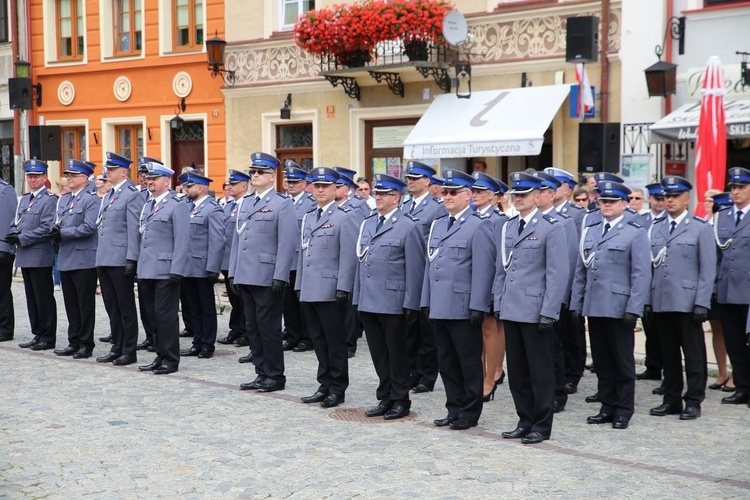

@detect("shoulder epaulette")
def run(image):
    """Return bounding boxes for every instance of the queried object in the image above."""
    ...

[628,221,643,229]
[585,217,601,227]
[48,191,58,198]
[338,205,351,213]
[276,192,290,199]
[434,198,444,204]
[568,203,584,211]
[586,207,600,214]
[556,211,571,220]
[474,211,491,220]
[403,213,419,222]
[507,214,519,221]
[352,194,363,201]
[693,215,707,223]
[208,198,220,206]
[306,206,317,214]
[128,185,138,192]
[718,205,732,212]
[653,215,667,224]
[543,214,558,224]
[243,193,254,199]
[0,179,8,186]
[434,214,448,220]
[364,211,378,219]
[625,207,637,214]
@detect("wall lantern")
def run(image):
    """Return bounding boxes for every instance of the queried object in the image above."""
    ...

[644,16,685,98]
[206,32,236,86]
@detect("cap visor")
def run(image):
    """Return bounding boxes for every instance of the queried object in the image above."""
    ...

[509,187,534,194]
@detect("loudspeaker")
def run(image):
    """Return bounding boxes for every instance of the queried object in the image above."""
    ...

[29,125,62,161]
[578,122,620,174]
[9,78,33,110]
[566,16,599,63]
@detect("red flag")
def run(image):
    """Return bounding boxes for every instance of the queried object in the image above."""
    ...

[575,63,594,116]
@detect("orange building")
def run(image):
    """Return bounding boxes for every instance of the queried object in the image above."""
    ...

[27,0,227,191]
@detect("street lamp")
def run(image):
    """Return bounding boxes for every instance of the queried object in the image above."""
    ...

[206,32,236,86]
[644,16,685,98]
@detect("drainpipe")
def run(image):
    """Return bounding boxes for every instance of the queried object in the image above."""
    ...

[10,0,19,159]
[600,0,609,122]
[665,0,674,115]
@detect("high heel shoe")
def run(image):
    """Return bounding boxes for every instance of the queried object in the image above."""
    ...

[709,376,730,390]
[495,371,506,388]
[483,385,497,402]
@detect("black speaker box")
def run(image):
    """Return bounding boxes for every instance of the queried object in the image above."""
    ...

[566,16,599,63]
[9,78,33,110]
[29,125,62,161]
[578,122,620,174]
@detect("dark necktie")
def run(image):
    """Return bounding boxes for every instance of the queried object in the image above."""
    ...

[189,201,196,211]
[448,216,456,230]
[518,219,526,235]
[376,215,385,232]
[669,221,677,235]
[410,201,416,214]
[149,199,156,214]
[29,193,34,203]
[228,200,236,211]
[737,211,743,226]
[602,222,611,237]
[316,208,322,222]
[254,195,261,206]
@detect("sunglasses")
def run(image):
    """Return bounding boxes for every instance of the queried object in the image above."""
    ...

[249,169,272,176]
[574,197,588,202]
[442,188,467,197]
[628,196,642,201]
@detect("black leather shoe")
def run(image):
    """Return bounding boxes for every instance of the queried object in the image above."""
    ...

[54,346,78,356]
[179,329,192,338]
[72,348,93,359]
[282,340,298,351]
[384,402,411,420]
[563,382,578,395]
[347,350,356,359]
[240,376,266,390]
[99,335,113,343]
[521,431,549,444]
[112,355,137,366]
[649,403,682,416]
[433,416,456,427]
[96,352,119,363]
[136,339,153,351]
[146,345,156,352]
[612,416,630,429]
[365,400,393,417]
[138,360,161,371]
[585,363,595,373]
[449,418,477,430]
[721,392,749,404]
[30,342,55,351]
[217,332,241,345]
[412,383,433,394]
[320,393,344,407]
[502,427,530,439]
[257,378,286,393]
[553,400,565,413]
[238,353,254,364]
[292,341,314,352]
[301,391,329,404]
[679,405,701,420]
[0,334,13,342]
[585,393,601,403]
[587,412,615,424]
[652,385,666,395]
[154,364,178,375]
[180,347,200,357]
[234,337,250,347]
[19,337,40,348]
[636,370,661,380]
[198,350,214,359]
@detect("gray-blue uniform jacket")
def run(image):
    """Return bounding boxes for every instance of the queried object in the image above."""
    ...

[494,210,569,322]
[229,190,297,286]
[96,180,145,267]
[544,208,578,306]
[649,213,715,312]
[183,197,225,277]
[556,200,585,239]
[715,206,750,305]
[570,217,650,318]
[56,189,99,271]
[403,195,448,240]
[0,181,18,256]
[291,193,317,272]
[353,211,425,314]
[421,210,495,319]
[341,193,372,222]
[12,188,57,268]
[641,210,665,230]
[295,204,358,301]
[135,193,190,279]
[220,198,241,272]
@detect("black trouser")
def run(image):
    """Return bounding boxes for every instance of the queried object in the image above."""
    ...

[561,305,586,384]
[98,266,139,358]
[241,285,285,381]
[344,303,363,353]
[184,277,218,352]
[552,313,567,407]
[362,312,410,403]
[0,260,14,338]
[719,303,750,394]
[642,309,663,376]
[282,270,309,345]
[653,312,707,407]
[180,281,193,334]
[504,320,555,436]
[588,316,635,419]
[21,267,56,345]
[222,270,246,339]
[303,301,349,396]
[137,281,156,343]
[407,310,439,389]
[138,279,180,368]
[433,319,483,424]
[60,268,97,351]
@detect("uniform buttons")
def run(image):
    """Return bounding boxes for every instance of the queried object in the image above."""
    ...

[366,274,370,278]
[436,265,440,269]
[435,278,439,281]
[509,279,514,282]
[595,257,599,260]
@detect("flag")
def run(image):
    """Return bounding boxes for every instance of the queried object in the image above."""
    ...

[575,63,594,115]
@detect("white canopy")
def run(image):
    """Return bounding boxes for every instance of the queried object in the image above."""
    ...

[650,98,750,143]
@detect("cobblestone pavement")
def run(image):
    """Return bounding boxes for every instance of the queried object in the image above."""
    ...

[1,281,749,498]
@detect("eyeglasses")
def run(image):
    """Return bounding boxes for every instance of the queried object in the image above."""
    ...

[574,197,588,202]
[249,169,272,176]
[442,188,467,197]
[374,192,398,197]
[628,196,642,201]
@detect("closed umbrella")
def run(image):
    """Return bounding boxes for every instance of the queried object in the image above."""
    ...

[694,56,726,218]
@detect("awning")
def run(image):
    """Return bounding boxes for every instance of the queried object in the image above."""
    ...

[650,98,750,143]
[402,85,571,159]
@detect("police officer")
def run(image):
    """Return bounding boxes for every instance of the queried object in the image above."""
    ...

[429,175,444,200]
[647,176,715,420]
[571,181,650,430]
[422,169,495,431]
[50,160,99,359]
[494,172,569,444]
[405,161,447,393]
[94,152,145,365]
[354,173,425,419]
[231,152,297,393]
[282,161,316,353]
[217,170,249,354]
[0,177,18,342]
[6,160,58,351]
[715,167,750,406]
[178,170,225,359]
[134,161,190,375]
[296,167,358,408]
[545,167,585,234]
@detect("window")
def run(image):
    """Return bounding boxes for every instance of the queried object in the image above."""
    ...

[281,0,314,29]
[365,118,418,181]
[115,125,143,180]
[114,0,142,55]
[57,0,84,59]
[0,0,8,43]
[173,0,203,50]
[706,0,746,5]
[275,123,313,189]
[61,127,87,175]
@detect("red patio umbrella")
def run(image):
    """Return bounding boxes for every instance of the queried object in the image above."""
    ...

[693,56,727,218]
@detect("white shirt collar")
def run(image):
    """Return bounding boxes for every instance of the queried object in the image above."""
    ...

[412,192,429,207]
[113,179,129,192]
[193,194,209,209]
[734,204,750,216]
[541,206,555,216]
[477,204,493,215]
[379,207,399,221]
[318,200,336,213]
[667,210,689,227]
[256,187,273,200]
[554,200,568,212]
[154,191,170,204]
[450,205,472,222]
[602,214,624,232]
[521,208,539,225]
[293,192,305,203]
[31,187,46,197]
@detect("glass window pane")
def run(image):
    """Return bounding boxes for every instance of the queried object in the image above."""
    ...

[64,131,74,149]
[134,0,141,10]
[120,129,131,148]
[176,6,188,25]
[61,38,72,56]
[76,0,83,13]
[304,0,315,12]
[118,34,129,51]
[177,27,188,46]
[78,37,84,55]
[60,19,71,37]
[134,11,141,29]
[195,27,203,45]
[60,0,71,17]
[77,16,83,33]
[195,4,202,24]
[79,131,86,151]
[284,4,299,25]
[177,0,188,5]
[135,31,142,50]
